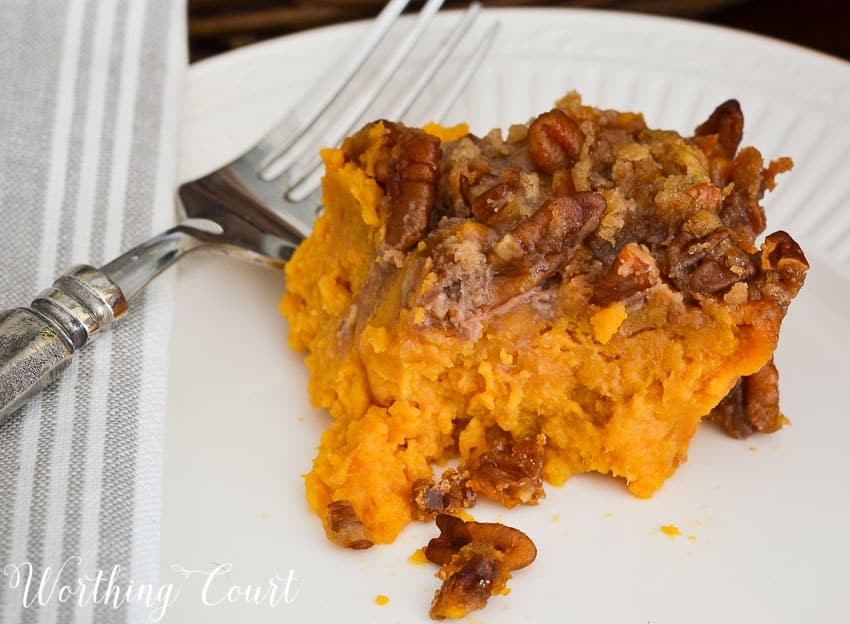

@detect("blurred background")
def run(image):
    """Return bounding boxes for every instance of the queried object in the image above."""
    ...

[188,0,850,63]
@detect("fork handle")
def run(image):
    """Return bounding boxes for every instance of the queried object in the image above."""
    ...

[0,223,215,425]
[0,265,127,424]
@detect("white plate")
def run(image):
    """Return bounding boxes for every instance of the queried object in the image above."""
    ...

[163,9,850,624]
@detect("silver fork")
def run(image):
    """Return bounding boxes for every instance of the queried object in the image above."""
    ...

[0,0,498,423]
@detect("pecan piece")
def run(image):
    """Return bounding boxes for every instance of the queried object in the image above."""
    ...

[325,500,373,549]
[444,158,489,218]
[707,358,786,438]
[551,167,576,195]
[762,230,809,271]
[471,182,515,223]
[667,227,757,298]
[694,99,744,159]
[689,259,749,295]
[527,109,585,175]
[426,514,537,571]
[429,544,507,620]
[412,469,477,521]
[384,126,442,250]
[426,515,536,619]
[754,230,809,307]
[592,242,659,306]
[467,435,546,508]
[490,192,605,304]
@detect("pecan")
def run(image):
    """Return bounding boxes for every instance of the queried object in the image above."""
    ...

[325,500,373,549]
[758,230,809,305]
[592,242,659,306]
[667,227,757,298]
[489,192,605,304]
[551,167,576,195]
[527,109,585,175]
[425,514,537,571]
[446,159,489,218]
[412,469,477,521]
[707,359,786,438]
[467,435,546,508]
[694,99,744,159]
[761,230,809,277]
[343,121,442,246]
[429,544,506,620]
[384,126,442,251]
[471,182,515,223]
[689,259,749,295]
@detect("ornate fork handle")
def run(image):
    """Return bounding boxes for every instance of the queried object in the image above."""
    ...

[0,173,309,424]
[0,266,127,420]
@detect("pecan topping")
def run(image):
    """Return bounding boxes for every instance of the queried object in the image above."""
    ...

[720,146,768,239]
[758,230,809,305]
[325,500,373,549]
[490,192,605,304]
[689,258,748,295]
[471,182,515,223]
[667,227,756,298]
[761,230,809,277]
[528,109,585,175]
[425,514,537,571]
[592,242,659,306]
[685,182,723,213]
[412,469,477,521]
[444,158,490,218]
[551,167,576,195]
[694,99,744,159]
[707,358,786,438]
[467,435,546,508]
[384,127,442,250]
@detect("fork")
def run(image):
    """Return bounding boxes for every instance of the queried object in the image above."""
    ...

[0,0,498,423]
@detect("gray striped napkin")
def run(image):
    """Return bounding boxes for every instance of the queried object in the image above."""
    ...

[0,1,184,623]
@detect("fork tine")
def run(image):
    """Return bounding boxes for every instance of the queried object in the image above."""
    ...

[389,2,483,122]
[425,20,500,124]
[267,0,447,184]
[245,0,412,169]
[284,10,498,202]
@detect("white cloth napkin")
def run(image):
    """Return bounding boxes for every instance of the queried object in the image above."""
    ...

[0,1,185,622]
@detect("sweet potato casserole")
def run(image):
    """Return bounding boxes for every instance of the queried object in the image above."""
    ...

[280,92,808,550]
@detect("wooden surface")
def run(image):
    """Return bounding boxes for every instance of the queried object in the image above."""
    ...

[188,0,850,63]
